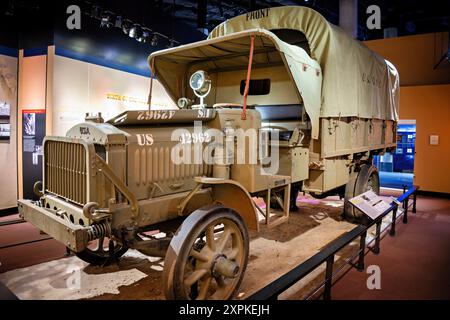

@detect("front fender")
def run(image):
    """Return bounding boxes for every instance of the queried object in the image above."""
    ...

[194,177,259,231]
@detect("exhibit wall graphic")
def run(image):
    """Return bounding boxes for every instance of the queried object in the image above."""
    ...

[16,53,48,200]
[52,54,176,136]
[22,109,45,200]
[0,51,18,210]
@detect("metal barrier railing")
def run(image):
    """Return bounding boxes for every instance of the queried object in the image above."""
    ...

[247,186,419,300]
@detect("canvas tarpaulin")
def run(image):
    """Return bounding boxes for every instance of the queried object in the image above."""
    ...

[148,29,323,138]
[209,6,400,120]
[148,6,399,139]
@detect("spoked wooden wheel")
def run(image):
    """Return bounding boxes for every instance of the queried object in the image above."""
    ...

[76,236,128,266]
[163,205,249,300]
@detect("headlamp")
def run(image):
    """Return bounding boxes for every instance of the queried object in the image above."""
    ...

[188,70,211,109]
[189,70,211,95]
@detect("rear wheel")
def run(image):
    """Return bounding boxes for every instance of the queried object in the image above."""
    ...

[344,164,380,224]
[163,205,249,300]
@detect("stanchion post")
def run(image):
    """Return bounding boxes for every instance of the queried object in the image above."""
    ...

[390,206,397,236]
[373,221,381,254]
[402,186,406,209]
[403,198,409,224]
[323,254,334,300]
[357,231,366,272]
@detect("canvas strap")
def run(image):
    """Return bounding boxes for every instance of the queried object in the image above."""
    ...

[241,35,255,120]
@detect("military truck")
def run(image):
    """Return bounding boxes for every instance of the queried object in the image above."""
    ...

[18,6,399,300]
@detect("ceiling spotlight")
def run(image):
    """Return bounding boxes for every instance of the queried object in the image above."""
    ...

[115,15,122,28]
[129,23,142,39]
[137,28,151,43]
[150,34,158,46]
[100,11,113,28]
[122,19,133,35]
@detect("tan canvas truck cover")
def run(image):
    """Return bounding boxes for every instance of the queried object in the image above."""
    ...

[149,6,399,139]
[148,28,322,136]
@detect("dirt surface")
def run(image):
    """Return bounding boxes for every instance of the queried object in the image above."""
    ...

[1,194,362,300]
[85,253,166,300]
[238,195,355,299]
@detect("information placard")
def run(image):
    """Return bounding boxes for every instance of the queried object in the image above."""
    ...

[348,190,392,220]
[22,109,45,200]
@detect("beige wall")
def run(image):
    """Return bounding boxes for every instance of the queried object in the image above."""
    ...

[52,55,175,136]
[0,53,18,209]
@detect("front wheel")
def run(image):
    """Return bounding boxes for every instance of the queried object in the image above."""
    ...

[163,205,249,300]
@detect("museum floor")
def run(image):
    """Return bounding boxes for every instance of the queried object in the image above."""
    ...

[332,193,450,300]
[0,191,449,300]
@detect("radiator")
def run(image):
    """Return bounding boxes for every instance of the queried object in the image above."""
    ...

[44,140,87,206]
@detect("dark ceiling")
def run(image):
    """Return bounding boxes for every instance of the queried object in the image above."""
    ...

[0,0,449,45]
[85,0,449,41]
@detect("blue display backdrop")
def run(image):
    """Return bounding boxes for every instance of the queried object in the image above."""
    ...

[375,123,416,189]
[393,124,416,173]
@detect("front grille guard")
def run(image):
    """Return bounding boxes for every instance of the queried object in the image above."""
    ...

[43,136,96,206]
[43,136,139,223]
